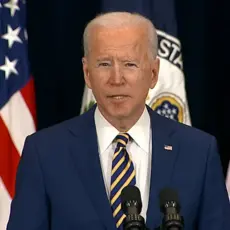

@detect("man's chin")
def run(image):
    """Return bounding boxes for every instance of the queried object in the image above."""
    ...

[98,103,133,120]
[108,109,131,120]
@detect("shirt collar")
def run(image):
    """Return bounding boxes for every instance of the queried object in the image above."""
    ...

[94,106,151,154]
[94,107,119,154]
[127,107,150,153]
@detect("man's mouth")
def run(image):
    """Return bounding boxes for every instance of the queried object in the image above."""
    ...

[108,95,129,100]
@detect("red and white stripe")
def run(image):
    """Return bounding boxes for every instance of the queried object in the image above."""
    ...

[0,78,36,230]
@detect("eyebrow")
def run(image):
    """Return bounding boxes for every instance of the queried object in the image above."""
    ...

[121,59,139,62]
[96,57,139,63]
[96,57,111,62]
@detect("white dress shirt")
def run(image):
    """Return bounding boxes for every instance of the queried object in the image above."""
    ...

[94,106,152,220]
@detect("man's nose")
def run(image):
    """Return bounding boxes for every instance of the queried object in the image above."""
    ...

[109,63,124,85]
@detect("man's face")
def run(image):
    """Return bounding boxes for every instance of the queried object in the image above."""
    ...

[83,25,159,121]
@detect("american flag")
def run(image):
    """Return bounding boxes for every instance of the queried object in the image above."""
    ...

[0,0,36,229]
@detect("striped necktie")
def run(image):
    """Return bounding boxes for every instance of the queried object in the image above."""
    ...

[110,133,136,229]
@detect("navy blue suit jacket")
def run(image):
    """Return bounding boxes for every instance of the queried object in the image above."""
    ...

[7,105,230,230]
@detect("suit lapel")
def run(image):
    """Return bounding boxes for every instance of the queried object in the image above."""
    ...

[68,106,117,230]
[146,107,179,230]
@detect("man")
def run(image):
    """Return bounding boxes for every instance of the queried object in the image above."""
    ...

[7,12,230,230]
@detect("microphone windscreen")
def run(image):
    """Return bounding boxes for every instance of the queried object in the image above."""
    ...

[121,185,142,204]
[159,188,179,208]
[121,185,142,214]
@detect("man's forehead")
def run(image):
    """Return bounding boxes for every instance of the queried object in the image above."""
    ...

[89,43,148,57]
[87,26,150,58]
[90,25,147,42]
[90,35,148,53]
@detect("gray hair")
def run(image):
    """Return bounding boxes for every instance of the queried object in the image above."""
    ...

[83,12,158,58]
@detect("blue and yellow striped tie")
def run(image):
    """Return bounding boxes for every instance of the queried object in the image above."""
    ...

[110,133,136,229]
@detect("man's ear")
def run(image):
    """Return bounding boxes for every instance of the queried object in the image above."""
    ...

[82,57,92,89]
[150,57,160,89]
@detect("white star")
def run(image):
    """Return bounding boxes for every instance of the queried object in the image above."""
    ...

[172,108,177,114]
[4,0,20,17]
[0,57,18,79]
[0,2,2,8]
[1,26,22,48]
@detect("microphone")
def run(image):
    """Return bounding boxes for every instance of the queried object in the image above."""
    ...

[121,185,147,230]
[159,188,184,230]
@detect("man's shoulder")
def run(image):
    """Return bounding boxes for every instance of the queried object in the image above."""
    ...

[27,109,94,144]
[149,109,216,145]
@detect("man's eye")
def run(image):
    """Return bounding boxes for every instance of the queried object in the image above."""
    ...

[99,62,110,67]
[125,63,137,67]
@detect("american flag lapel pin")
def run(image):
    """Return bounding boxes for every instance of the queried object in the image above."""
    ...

[164,144,172,151]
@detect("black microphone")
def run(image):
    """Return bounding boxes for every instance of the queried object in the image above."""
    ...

[121,185,147,230]
[159,188,184,230]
